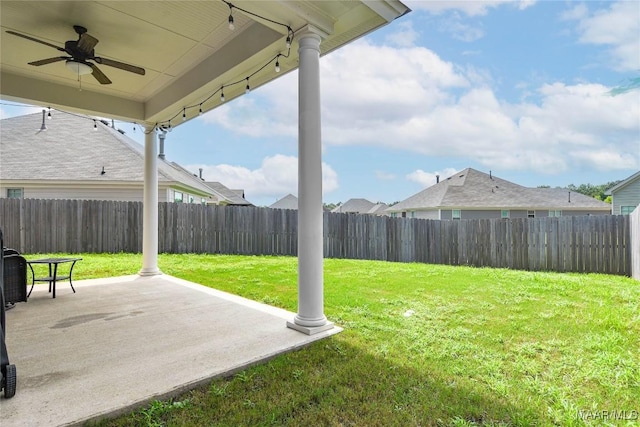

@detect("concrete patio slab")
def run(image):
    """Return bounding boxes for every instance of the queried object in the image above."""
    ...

[1,275,341,426]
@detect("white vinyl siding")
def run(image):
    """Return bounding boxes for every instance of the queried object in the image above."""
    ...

[610,177,640,215]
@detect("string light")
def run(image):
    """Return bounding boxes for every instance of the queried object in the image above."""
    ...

[93,119,97,131]
[227,2,235,31]
[26,1,296,135]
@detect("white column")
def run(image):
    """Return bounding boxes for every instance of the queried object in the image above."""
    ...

[139,125,161,276]
[287,27,333,335]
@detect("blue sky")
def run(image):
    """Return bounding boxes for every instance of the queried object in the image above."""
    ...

[2,1,639,207]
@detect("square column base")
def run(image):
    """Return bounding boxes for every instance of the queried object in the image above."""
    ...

[287,320,335,335]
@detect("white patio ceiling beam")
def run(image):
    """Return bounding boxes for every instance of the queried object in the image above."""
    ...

[144,23,283,124]
[0,71,145,122]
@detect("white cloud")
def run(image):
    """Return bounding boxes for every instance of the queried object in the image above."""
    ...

[385,21,419,47]
[375,170,396,180]
[439,15,485,42]
[404,0,536,16]
[407,167,459,187]
[197,36,639,178]
[187,154,338,202]
[566,1,640,71]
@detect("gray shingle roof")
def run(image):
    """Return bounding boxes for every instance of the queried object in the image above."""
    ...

[388,168,611,211]
[0,112,233,200]
[204,182,252,206]
[367,203,389,215]
[332,198,375,213]
[269,194,298,210]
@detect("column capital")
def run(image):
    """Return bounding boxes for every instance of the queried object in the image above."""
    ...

[295,24,330,42]
[143,123,157,133]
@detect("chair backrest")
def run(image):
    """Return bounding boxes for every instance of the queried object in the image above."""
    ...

[3,248,20,257]
[3,255,28,304]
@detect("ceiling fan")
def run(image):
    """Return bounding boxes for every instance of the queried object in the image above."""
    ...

[6,25,145,85]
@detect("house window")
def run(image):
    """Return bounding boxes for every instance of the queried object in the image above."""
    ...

[201,198,207,205]
[452,209,461,220]
[174,191,183,203]
[549,210,562,217]
[410,211,416,218]
[527,210,535,218]
[621,206,635,215]
[189,195,195,204]
[6,188,23,199]
[501,210,510,218]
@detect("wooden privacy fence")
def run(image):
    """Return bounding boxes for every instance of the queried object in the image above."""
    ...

[0,198,633,276]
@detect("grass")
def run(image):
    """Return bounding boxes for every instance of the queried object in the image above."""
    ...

[31,253,639,426]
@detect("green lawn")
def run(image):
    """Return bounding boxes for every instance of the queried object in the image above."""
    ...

[35,253,638,426]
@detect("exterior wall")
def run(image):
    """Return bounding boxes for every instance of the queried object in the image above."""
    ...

[1,186,145,202]
[612,179,640,215]
[413,208,610,220]
[412,210,440,220]
[1,185,211,204]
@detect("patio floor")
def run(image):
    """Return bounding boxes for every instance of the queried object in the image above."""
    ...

[1,274,341,426]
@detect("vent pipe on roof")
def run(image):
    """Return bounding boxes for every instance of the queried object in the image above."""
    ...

[436,175,440,183]
[568,191,571,203]
[490,170,493,180]
[199,168,203,180]
[158,131,166,160]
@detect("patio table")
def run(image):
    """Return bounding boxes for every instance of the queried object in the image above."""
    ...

[26,258,82,299]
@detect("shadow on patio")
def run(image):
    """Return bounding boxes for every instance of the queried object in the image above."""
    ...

[1,275,340,426]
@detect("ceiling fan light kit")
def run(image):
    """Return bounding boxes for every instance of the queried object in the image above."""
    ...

[65,60,92,75]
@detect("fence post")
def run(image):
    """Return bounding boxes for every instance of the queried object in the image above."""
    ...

[631,208,640,280]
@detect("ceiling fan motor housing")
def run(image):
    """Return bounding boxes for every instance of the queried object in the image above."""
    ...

[64,40,93,60]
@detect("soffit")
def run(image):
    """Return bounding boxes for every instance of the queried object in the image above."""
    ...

[0,1,409,126]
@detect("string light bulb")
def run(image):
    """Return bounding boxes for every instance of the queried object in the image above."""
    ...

[228,4,235,31]
[168,121,172,132]
[220,88,225,102]
[47,107,52,120]
[245,78,250,94]
[198,105,203,116]
[182,108,186,121]
[286,35,291,49]
[93,119,98,131]
[275,58,280,73]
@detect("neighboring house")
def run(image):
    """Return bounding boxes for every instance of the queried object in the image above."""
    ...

[0,112,250,205]
[387,168,612,220]
[367,203,390,216]
[605,171,640,215]
[269,194,298,210]
[332,198,376,214]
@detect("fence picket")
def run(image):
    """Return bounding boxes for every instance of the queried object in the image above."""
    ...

[0,198,633,276]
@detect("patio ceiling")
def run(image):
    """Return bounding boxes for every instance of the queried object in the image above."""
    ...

[0,0,409,127]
